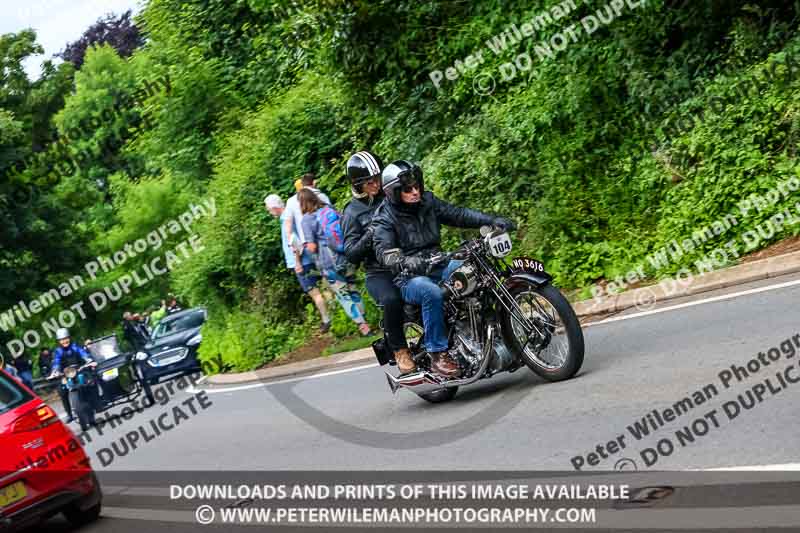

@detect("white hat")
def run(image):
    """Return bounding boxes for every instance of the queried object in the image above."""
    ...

[264,194,284,209]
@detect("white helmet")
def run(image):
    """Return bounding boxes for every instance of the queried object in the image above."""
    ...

[55,328,70,340]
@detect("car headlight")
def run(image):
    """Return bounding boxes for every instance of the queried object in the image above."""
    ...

[187,334,202,346]
[135,351,149,361]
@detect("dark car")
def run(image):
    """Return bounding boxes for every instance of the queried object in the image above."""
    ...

[135,308,206,385]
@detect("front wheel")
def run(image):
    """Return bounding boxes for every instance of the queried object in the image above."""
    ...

[70,390,96,431]
[64,502,101,526]
[501,282,584,381]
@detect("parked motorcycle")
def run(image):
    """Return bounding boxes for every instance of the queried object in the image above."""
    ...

[373,225,584,403]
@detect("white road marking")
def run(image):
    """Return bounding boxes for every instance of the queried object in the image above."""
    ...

[584,277,800,327]
[192,277,800,395]
[706,463,800,471]
[187,363,379,395]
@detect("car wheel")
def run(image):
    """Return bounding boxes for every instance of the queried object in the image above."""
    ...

[63,502,101,526]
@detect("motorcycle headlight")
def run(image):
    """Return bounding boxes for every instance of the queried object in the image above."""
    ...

[64,367,78,379]
[135,351,149,361]
[187,334,202,346]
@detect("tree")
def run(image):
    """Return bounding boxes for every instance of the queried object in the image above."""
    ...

[58,10,144,69]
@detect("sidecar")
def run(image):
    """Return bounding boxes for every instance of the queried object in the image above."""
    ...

[86,334,155,411]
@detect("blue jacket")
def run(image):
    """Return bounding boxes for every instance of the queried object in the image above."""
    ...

[52,343,93,373]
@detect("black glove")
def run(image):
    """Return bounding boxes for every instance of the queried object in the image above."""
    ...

[493,217,517,231]
[355,225,374,250]
[401,255,428,276]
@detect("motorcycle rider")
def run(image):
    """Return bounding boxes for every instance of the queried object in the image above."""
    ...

[342,151,411,367]
[49,328,97,422]
[373,160,515,377]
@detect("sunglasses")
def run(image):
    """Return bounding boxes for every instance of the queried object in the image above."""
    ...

[401,182,421,193]
[354,174,381,186]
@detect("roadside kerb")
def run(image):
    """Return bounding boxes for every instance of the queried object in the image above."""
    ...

[573,250,800,316]
[205,347,375,387]
[207,250,800,386]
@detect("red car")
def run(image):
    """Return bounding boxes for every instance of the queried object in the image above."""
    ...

[0,368,101,531]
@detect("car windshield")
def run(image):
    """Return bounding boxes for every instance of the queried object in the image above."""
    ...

[88,336,122,360]
[152,311,205,339]
[0,372,32,416]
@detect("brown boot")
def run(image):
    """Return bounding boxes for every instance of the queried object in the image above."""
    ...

[430,351,462,378]
[394,349,416,375]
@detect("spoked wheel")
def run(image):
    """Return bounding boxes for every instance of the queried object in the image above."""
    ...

[501,283,584,381]
[404,321,459,403]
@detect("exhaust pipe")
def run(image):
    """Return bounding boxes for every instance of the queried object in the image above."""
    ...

[385,372,444,395]
[384,326,495,395]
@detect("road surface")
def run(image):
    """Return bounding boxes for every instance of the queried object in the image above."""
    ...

[35,273,800,531]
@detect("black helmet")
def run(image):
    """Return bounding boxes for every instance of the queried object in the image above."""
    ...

[381,160,423,204]
[346,151,383,197]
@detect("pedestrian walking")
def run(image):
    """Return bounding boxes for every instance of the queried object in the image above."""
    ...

[299,189,371,336]
[267,189,333,332]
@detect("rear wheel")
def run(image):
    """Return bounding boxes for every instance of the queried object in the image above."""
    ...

[501,282,584,381]
[417,387,458,403]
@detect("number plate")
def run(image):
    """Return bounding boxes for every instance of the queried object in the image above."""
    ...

[487,232,512,257]
[511,257,546,274]
[154,355,182,367]
[0,481,27,508]
[102,368,119,381]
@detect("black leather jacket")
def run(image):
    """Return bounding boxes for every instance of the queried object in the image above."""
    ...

[342,194,389,275]
[373,191,495,266]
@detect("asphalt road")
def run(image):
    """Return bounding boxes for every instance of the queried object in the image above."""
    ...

[35,273,800,531]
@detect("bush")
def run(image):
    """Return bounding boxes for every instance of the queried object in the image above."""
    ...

[197,308,307,373]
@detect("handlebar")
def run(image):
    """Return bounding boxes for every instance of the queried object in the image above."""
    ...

[394,224,510,275]
[47,361,97,380]
[427,251,454,265]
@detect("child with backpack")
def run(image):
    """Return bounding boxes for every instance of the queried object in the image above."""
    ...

[298,189,372,336]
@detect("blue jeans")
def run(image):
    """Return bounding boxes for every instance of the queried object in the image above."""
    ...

[19,370,33,390]
[397,260,462,353]
[326,270,367,325]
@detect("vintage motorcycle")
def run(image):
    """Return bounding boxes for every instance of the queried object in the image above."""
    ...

[373,226,584,403]
[49,335,156,430]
